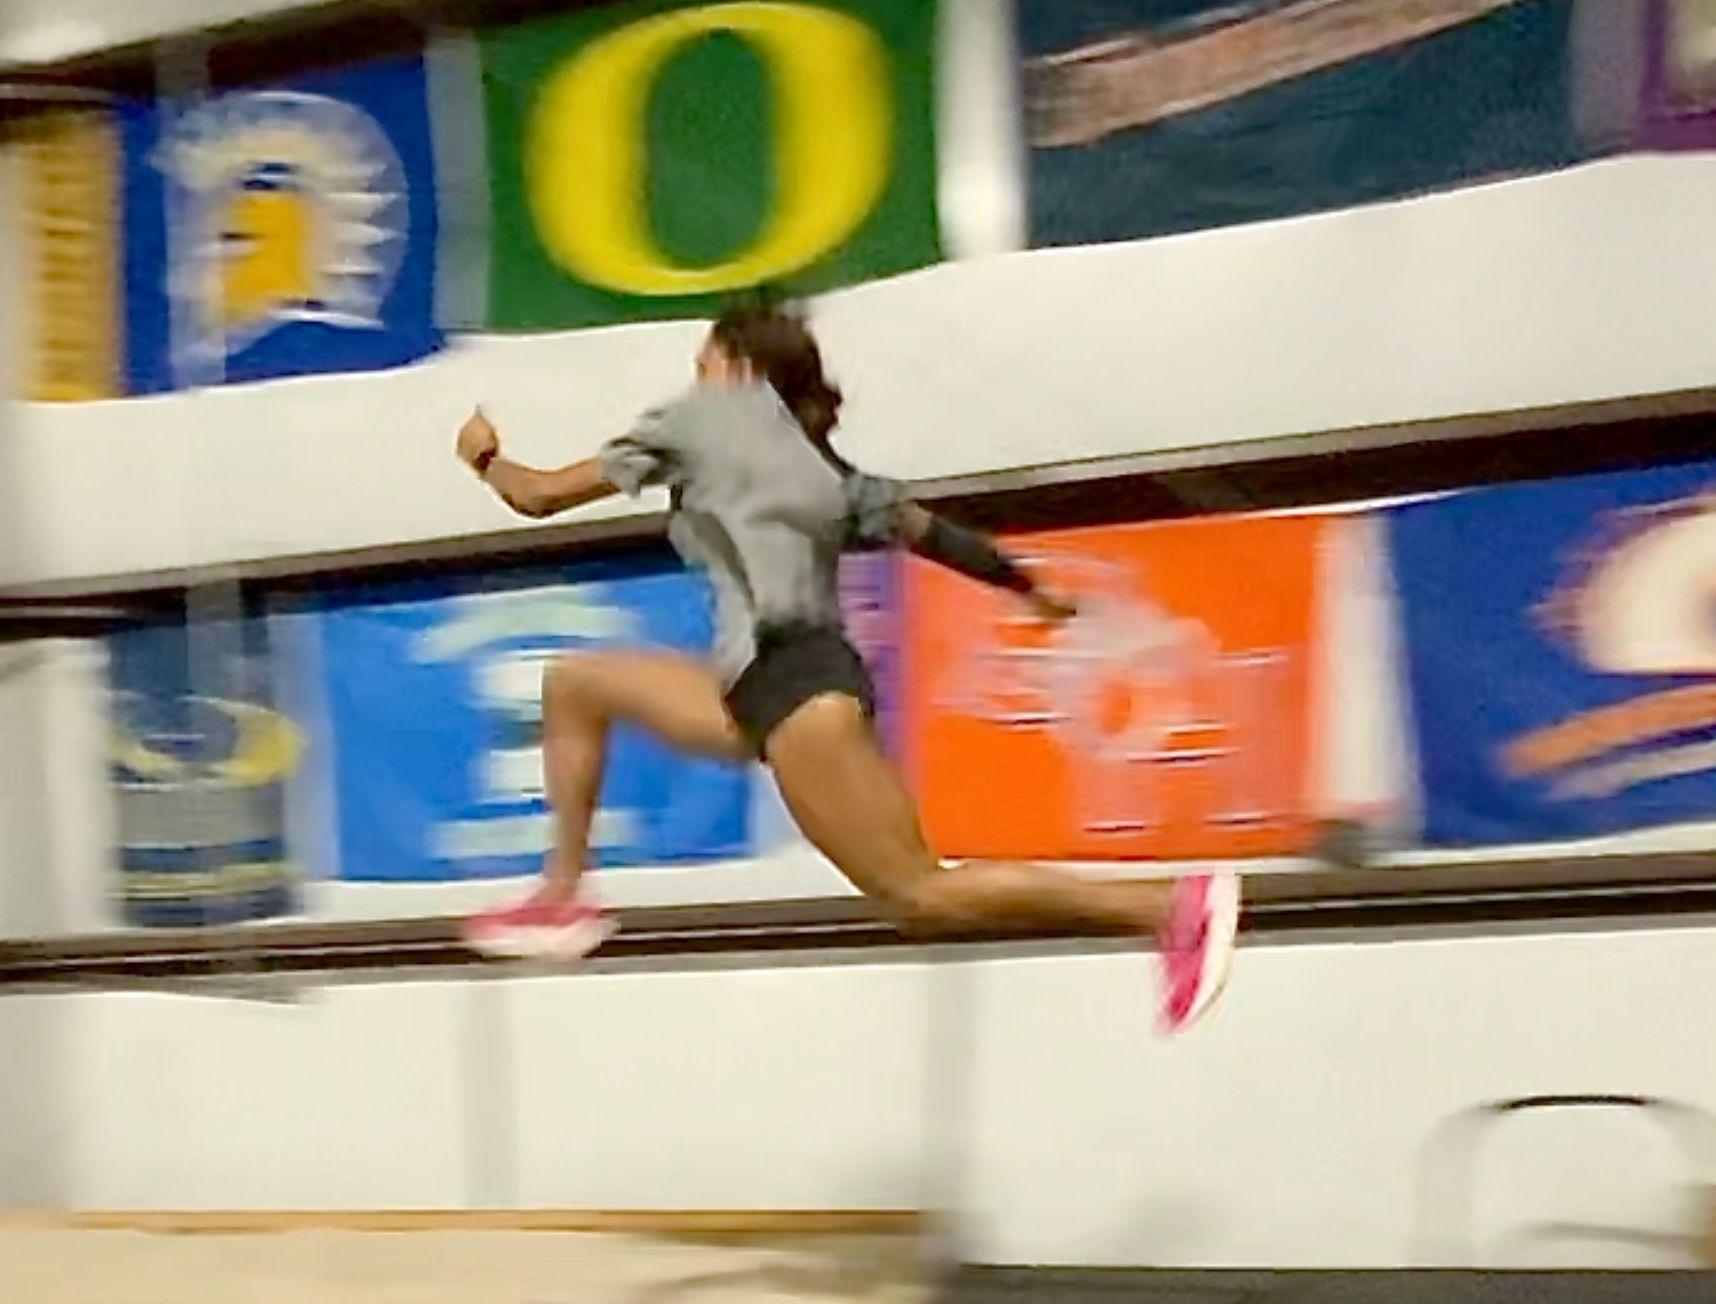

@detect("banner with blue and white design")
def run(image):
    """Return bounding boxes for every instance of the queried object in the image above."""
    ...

[1387,459,1716,846]
[107,614,304,926]
[275,560,751,884]
[122,53,441,392]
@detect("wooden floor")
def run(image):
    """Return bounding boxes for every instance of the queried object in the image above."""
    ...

[29,1208,920,1237]
[0,1227,925,1304]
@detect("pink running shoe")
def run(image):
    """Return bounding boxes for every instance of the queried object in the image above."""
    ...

[463,886,614,961]
[1158,871,1241,1034]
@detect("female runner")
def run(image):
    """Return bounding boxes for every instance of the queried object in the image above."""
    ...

[456,305,1238,1032]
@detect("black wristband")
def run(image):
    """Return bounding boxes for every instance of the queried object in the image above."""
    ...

[920,517,1035,594]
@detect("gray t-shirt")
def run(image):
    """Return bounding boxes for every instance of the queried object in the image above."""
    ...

[600,382,910,687]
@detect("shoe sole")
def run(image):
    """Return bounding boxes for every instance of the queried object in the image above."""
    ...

[465,917,615,963]
[1174,871,1241,1032]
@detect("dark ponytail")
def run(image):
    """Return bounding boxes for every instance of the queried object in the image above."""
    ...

[710,303,843,445]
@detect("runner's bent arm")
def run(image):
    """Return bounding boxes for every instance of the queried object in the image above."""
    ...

[841,471,1072,618]
[456,408,621,520]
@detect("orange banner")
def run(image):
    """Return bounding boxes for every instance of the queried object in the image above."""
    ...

[903,513,1328,860]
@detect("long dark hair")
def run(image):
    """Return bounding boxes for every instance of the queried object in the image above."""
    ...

[710,303,843,446]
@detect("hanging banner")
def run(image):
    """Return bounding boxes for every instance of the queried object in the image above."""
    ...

[478,0,941,330]
[902,514,1327,860]
[122,54,442,393]
[1631,0,1716,149]
[276,561,751,884]
[15,109,122,401]
[840,549,904,755]
[107,615,304,927]
[1389,461,1716,846]
[1018,0,1586,250]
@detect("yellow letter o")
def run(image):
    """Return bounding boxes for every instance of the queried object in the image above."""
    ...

[527,2,892,296]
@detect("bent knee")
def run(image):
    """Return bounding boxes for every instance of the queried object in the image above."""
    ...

[543,652,618,715]
[877,870,970,940]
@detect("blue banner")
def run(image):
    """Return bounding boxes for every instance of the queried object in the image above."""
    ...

[1388,461,1716,845]
[276,560,751,883]
[1019,0,1588,251]
[122,54,441,393]
[107,615,303,926]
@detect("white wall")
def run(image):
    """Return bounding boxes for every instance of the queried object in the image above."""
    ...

[0,995,73,1207]
[958,921,1716,1269]
[0,640,113,940]
[44,959,930,1213]
[0,648,55,938]
[507,964,928,1209]
[64,983,476,1210]
[9,153,1716,592]
[8,921,1714,1272]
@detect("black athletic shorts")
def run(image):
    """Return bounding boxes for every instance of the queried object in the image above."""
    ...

[723,622,876,758]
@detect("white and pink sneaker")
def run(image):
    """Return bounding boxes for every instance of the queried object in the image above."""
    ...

[463,886,614,961]
[1158,871,1241,1034]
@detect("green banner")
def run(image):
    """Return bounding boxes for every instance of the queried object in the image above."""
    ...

[480,0,940,330]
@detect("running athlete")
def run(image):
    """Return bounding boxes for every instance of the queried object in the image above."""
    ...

[456,305,1238,1032]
